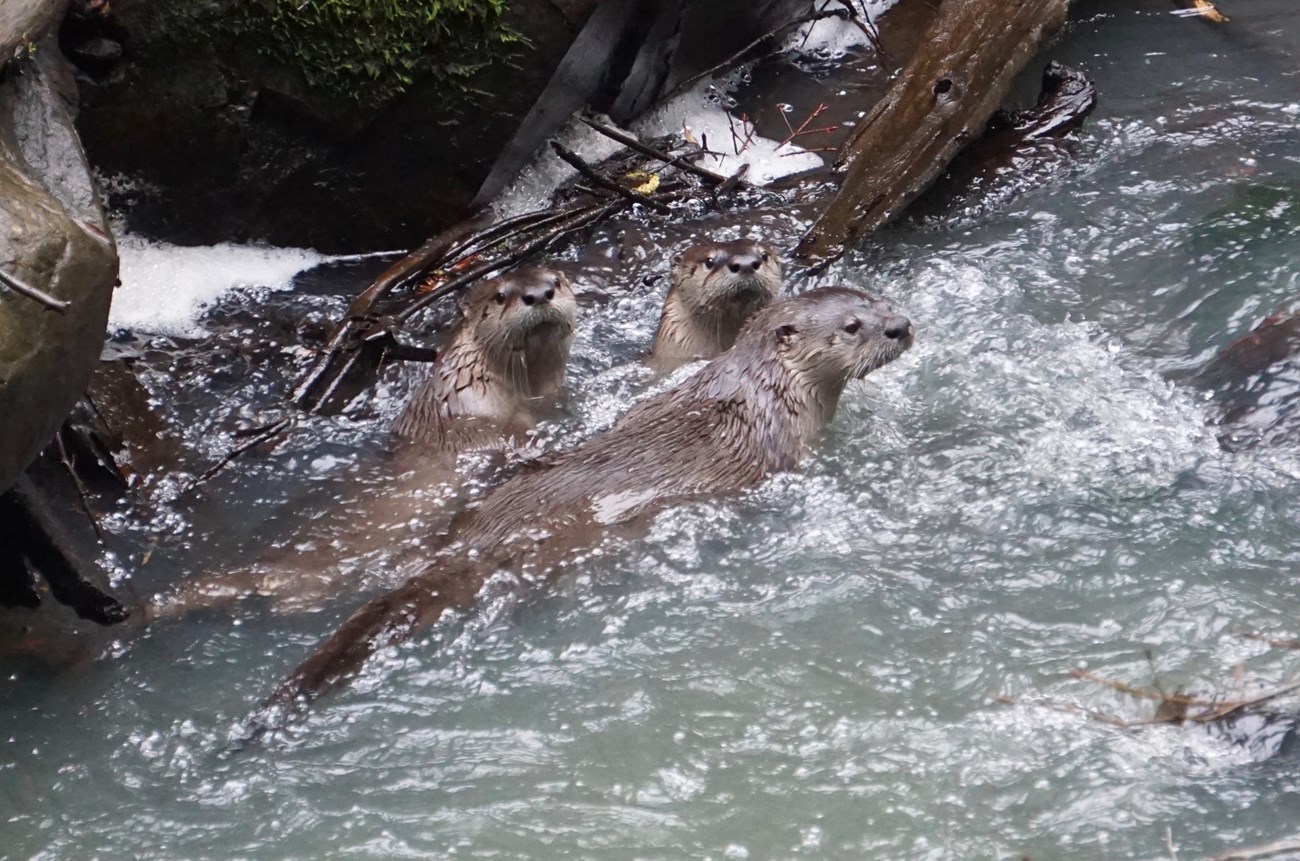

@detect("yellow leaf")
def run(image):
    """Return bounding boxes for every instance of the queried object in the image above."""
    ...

[1190,0,1230,23]
[625,171,660,195]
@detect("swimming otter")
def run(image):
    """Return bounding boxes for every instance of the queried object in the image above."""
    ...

[648,239,781,371]
[257,287,914,720]
[392,267,578,449]
[149,269,578,619]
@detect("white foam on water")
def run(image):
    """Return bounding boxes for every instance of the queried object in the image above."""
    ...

[490,115,631,219]
[111,235,329,337]
[632,80,826,186]
[784,0,900,58]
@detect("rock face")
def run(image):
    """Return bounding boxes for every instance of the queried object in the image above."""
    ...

[74,0,601,253]
[0,46,118,495]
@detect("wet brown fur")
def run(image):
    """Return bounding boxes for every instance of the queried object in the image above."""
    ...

[649,239,781,372]
[149,269,577,620]
[258,287,914,723]
[393,267,578,449]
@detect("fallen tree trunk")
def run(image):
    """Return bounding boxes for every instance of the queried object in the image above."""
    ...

[797,0,1069,264]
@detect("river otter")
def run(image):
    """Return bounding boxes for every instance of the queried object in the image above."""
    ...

[256,287,914,722]
[392,267,578,449]
[149,268,578,619]
[648,239,781,371]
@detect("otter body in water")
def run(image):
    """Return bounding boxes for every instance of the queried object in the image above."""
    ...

[260,287,913,719]
[649,239,781,372]
[393,268,578,449]
[150,269,578,619]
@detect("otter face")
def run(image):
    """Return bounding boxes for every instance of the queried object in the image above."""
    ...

[462,268,578,358]
[670,239,781,311]
[759,287,914,384]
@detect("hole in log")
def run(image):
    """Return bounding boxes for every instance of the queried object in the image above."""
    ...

[934,78,954,96]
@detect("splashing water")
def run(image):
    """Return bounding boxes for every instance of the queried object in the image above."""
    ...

[4,5,1300,860]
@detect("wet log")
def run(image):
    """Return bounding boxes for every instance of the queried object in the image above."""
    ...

[917,61,1096,213]
[797,0,1069,264]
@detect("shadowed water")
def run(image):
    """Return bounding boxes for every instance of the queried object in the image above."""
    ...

[3,3,1300,859]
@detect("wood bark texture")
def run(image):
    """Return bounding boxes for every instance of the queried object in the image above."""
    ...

[797,0,1068,263]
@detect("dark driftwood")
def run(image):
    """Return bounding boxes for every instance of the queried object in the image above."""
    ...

[797,0,1069,263]
[0,475,128,624]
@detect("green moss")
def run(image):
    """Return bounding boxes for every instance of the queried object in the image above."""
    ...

[230,0,519,107]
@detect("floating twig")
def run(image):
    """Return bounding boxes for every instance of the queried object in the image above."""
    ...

[777,102,837,149]
[184,417,294,492]
[1241,632,1300,651]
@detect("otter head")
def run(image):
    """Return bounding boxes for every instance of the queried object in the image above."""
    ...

[726,287,913,439]
[457,267,578,398]
[651,239,782,369]
[767,286,913,382]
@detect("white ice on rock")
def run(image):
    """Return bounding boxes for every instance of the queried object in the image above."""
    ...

[111,235,329,337]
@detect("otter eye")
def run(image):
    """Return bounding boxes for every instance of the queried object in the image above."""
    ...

[704,256,716,270]
[760,251,770,263]
[494,291,508,305]
[843,320,861,335]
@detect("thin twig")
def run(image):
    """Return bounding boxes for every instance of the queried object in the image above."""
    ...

[1209,838,1300,861]
[0,267,70,313]
[577,116,736,186]
[1071,668,1300,724]
[830,0,886,58]
[777,103,836,149]
[1185,677,1300,723]
[1166,826,1180,861]
[55,429,104,541]
[398,199,626,323]
[183,418,293,492]
[1241,632,1300,650]
[550,141,673,213]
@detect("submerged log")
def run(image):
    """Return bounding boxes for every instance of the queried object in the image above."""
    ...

[797,0,1069,263]
[1192,309,1300,449]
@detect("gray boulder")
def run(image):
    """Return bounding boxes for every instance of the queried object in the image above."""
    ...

[0,45,118,494]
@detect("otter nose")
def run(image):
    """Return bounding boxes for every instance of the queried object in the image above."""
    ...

[883,316,912,340]
[727,254,762,274]
[521,285,556,307]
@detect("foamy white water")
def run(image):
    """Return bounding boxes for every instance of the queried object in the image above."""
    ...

[111,236,329,337]
[632,80,826,185]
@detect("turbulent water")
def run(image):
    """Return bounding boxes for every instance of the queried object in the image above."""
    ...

[5,4,1300,859]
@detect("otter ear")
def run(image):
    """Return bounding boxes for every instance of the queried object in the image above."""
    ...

[670,251,683,269]
[773,323,799,345]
